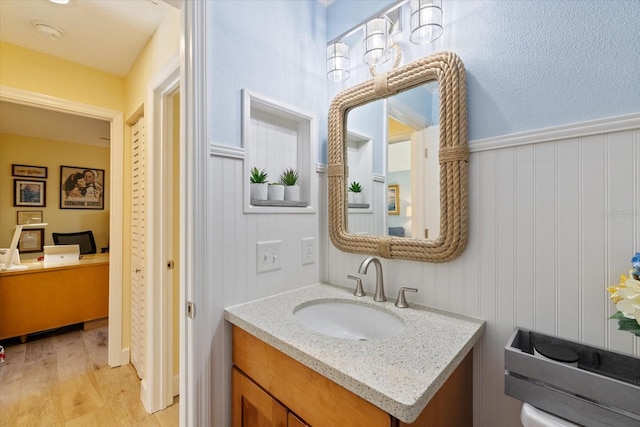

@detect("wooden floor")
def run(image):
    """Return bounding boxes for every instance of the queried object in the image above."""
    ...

[0,325,179,426]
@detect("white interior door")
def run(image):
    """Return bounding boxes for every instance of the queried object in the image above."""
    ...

[411,126,440,239]
[131,116,146,379]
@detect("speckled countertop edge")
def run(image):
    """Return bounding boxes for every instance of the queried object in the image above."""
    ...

[224,283,486,423]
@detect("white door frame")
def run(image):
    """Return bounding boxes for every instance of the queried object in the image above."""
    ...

[0,85,125,368]
[141,54,181,413]
[181,0,207,425]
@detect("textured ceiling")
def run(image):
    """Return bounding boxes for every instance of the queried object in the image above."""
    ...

[0,0,177,147]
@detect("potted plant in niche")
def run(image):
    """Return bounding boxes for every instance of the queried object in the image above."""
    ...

[348,181,363,204]
[280,167,300,202]
[249,167,268,201]
[268,182,285,201]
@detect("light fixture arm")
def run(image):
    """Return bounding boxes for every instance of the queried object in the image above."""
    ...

[327,0,408,46]
[326,0,443,83]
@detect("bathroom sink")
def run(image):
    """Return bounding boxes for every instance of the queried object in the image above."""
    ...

[293,300,404,341]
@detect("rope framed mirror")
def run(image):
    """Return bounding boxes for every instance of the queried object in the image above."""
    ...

[328,51,468,262]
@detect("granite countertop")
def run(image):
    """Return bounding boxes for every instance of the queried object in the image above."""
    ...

[224,283,485,423]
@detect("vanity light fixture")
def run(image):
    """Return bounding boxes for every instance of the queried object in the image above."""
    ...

[362,17,391,66]
[409,0,443,44]
[48,0,70,4]
[326,0,445,82]
[326,42,351,82]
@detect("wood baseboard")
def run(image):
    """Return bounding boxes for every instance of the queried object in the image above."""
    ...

[84,317,108,330]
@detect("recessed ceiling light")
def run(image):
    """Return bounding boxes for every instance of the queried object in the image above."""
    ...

[32,21,64,39]
[49,0,70,4]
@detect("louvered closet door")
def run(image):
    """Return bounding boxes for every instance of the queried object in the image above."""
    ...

[130,117,146,379]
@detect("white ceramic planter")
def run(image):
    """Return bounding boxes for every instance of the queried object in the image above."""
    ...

[284,185,300,202]
[268,184,285,201]
[352,192,363,204]
[250,183,268,201]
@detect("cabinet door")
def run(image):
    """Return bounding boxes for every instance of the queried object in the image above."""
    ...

[233,367,288,427]
[288,413,310,427]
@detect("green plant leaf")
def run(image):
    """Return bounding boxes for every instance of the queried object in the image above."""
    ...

[280,167,299,186]
[348,181,362,193]
[249,167,268,184]
[609,311,626,320]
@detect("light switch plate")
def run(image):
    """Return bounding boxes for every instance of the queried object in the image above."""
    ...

[256,240,282,273]
[301,237,314,265]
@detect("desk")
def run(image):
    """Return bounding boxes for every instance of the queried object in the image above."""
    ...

[0,254,109,341]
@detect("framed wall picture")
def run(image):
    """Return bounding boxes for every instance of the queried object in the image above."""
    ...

[388,184,400,215]
[17,210,44,225]
[14,179,46,207]
[18,228,44,253]
[60,165,105,210]
[12,164,48,179]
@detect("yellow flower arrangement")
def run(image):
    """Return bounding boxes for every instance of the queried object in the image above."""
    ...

[607,252,640,337]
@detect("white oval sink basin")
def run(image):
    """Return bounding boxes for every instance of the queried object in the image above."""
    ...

[293,300,405,341]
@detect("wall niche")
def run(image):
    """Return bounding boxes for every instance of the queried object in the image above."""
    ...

[242,90,316,214]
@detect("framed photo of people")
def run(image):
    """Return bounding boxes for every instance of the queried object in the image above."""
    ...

[14,179,46,207]
[60,165,105,210]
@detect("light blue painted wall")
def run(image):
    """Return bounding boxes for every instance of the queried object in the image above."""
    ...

[348,99,385,173]
[205,1,639,159]
[206,0,327,153]
[327,0,640,144]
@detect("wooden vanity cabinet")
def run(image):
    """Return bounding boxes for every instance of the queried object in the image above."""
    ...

[233,367,310,427]
[232,326,472,427]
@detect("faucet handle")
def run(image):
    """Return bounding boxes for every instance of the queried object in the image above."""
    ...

[395,287,418,308]
[347,275,365,297]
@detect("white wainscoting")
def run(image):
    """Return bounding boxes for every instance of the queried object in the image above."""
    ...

[323,114,640,427]
[209,148,322,426]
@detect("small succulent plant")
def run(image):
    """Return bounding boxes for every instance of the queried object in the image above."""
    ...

[249,167,268,184]
[280,168,299,186]
[348,181,363,193]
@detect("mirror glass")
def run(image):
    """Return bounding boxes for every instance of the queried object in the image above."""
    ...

[346,82,439,240]
[328,52,468,262]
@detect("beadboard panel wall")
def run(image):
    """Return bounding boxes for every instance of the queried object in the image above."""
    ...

[209,150,322,426]
[208,154,320,307]
[324,121,640,427]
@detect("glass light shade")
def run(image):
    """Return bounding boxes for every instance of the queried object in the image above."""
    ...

[410,0,443,44]
[326,42,351,82]
[362,18,391,65]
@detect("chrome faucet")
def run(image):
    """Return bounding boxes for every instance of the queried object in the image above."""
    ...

[357,256,386,302]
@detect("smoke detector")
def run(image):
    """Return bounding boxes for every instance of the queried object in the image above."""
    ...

[32,21,64,39]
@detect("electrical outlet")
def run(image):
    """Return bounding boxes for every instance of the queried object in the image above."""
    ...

[301,237,315,265]
[256,240,282,273]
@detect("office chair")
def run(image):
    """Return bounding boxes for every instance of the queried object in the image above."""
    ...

[52,230,97,255]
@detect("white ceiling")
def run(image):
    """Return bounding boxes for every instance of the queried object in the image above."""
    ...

[0,101,111,146]
[0,0,177,147]
[0,0,174,76]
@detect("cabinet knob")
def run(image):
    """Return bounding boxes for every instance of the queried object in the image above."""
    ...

[395,287,418,308]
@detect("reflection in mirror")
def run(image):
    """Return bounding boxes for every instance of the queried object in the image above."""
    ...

[328,52,468,262]
[346,82,439,240]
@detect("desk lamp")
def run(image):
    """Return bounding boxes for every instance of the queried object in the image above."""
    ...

[1,223,48,271]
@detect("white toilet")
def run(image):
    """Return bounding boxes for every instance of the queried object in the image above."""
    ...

[521,403,580,427]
